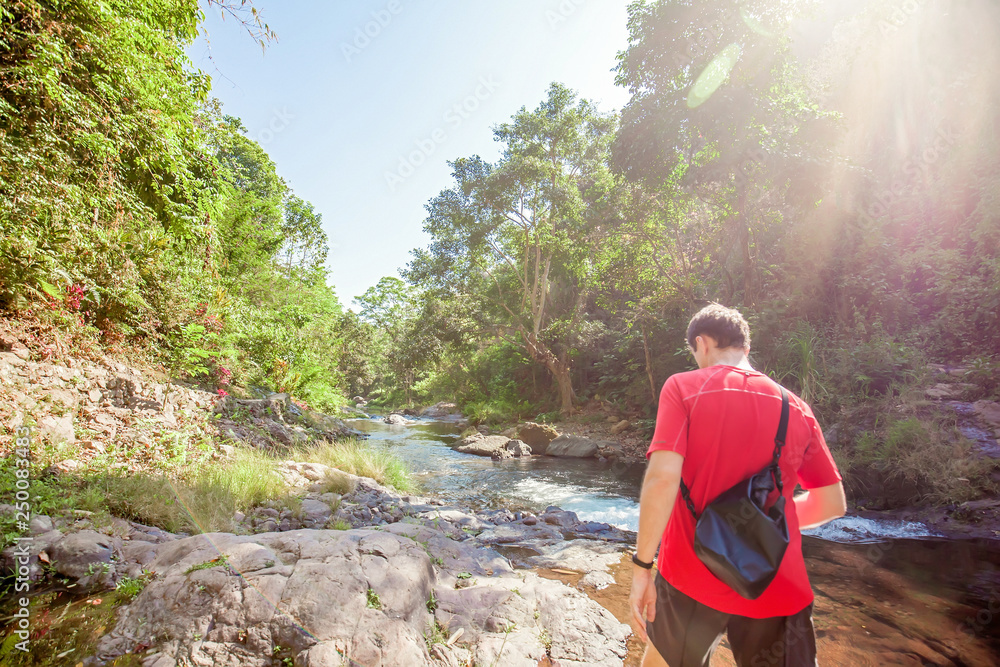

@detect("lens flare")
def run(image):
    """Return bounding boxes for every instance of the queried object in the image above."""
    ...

[687,42,742,108]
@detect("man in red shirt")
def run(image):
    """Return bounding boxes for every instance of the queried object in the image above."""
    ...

[629,304,846,666]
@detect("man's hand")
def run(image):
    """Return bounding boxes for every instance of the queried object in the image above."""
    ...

[629,566,657,642]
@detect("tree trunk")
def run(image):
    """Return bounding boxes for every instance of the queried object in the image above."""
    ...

[522,330,576,415]
[551,362,576,415]
[641,322,657,405]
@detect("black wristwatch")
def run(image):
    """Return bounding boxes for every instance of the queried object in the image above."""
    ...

[632,553,654,569]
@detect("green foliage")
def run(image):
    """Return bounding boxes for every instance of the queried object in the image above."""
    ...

[329,518,351,531]
[366,587,382,610]
[843,415,996,507]
[964,356,1000,399]
[424,619,447,650]
[170,323,215,379]
[0,1,353,413]
[185,555,230,575]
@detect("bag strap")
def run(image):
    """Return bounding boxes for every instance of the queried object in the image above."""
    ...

[678,384,790,520]
[772,386,789,496]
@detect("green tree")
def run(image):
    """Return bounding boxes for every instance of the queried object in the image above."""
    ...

[407,83,617,414]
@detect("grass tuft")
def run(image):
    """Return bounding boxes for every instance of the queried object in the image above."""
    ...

[300,439,415,492]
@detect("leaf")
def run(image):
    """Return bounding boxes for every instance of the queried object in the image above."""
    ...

[38,281,62,300]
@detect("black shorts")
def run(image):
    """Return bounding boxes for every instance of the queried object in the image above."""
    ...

[647,573,818,667]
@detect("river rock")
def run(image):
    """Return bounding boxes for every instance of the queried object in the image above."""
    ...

[49,529,119,585]
[454,433,510,457]
[516,422,559,453]
[506,439,532,457]
[91,527,627,667]
[385,413,411,425]
[1,529,65,581]
[299,499,334,527]
[491,448,513,460]
[539,507,581,530]
[475,523,564,546]
[545,434,615,458]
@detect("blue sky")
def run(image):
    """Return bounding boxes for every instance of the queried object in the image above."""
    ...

[191,1,631,306]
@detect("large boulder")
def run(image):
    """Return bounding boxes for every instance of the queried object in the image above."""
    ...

[545,434,616,458]
[516,422,559,453]
[454,433,510,457]
[91,527,628,667]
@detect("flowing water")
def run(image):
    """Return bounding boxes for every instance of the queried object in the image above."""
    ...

[350,416,646,529]
[357,416,1000,666]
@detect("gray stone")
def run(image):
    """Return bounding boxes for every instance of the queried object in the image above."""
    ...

[454,434,510,457]
[545,434,615,458]
[44,387,78,410]
[29,515,53,535]
[505,439,532,457]
[49,529,118,580]
[38,414,75,444]
[924,383,975,400]
[974,400,1000,438]
[1,529,64,581]
[474,523,563,546]
[299,499,333,526]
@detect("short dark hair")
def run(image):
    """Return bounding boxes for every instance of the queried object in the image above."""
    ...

[686,303,751,350]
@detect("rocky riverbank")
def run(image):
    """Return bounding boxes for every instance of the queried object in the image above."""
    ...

[1,465,633,666]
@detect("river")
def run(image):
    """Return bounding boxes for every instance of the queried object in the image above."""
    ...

[356,415,1000,666]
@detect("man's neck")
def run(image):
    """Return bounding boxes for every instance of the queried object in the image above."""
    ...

[706,348,753,370]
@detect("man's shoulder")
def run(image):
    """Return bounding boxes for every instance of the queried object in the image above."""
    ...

[665,365,748,398]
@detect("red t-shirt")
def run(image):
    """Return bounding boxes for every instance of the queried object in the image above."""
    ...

[646,365,842,618]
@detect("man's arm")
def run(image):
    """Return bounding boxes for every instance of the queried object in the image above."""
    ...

[794,481,847,529]
[629,450,684,642]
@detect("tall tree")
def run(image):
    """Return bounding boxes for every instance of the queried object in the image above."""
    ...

[407,83,617,414]
[614,0,830,308]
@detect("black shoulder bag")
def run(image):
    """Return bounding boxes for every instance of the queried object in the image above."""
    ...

[678,386,791,599]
